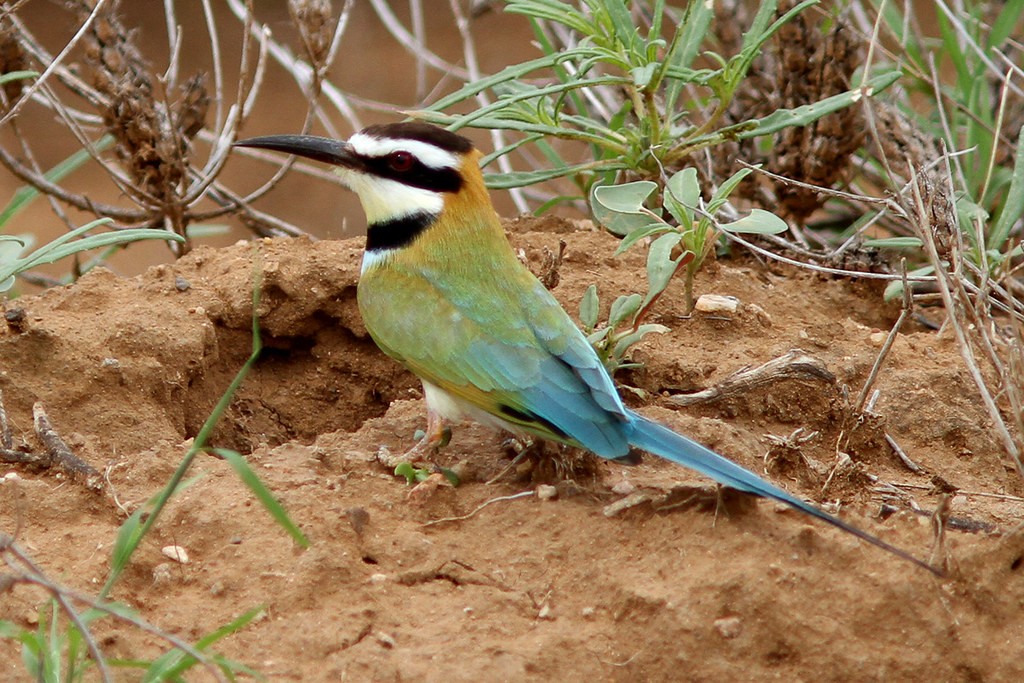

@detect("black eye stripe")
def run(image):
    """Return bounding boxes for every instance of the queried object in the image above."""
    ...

[362,154,463,193]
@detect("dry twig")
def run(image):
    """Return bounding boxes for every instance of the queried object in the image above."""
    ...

[668,349,835,406]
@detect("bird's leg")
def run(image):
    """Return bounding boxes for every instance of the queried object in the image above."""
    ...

[376,407,451,469]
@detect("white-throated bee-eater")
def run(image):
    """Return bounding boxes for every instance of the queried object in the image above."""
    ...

[236,122,938,575]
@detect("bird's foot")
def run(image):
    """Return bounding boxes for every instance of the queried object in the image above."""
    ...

[375,427,451,470]
[375,410,452,470]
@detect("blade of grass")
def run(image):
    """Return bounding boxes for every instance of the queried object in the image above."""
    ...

[213,448,308,546]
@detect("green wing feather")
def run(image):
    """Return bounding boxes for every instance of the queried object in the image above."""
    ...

[358,255,631,457]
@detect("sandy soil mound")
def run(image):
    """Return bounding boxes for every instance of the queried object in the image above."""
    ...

[2,219,1023,680]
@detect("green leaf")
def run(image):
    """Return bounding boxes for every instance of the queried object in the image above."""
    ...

[611,323,669,361]
[989,125,1024,251]
[613,222,673,255]
[706,167,754,215]
[0,69,38,85]
[143,607,266,681]
[579,284,600,330]
[863,237,923,249]
[214,449,310,548]
[631,63,656,88]
[664,167,700,226]
[644,232,683,305]
[738,71,901,139]
[485,159,624,189]
[592,181,657,213]
[883,264,934,301]
[608,293,642,328]
[590,182,662,237]
[719,209,788,234]
[0,135,113,228]
[394,461,431,484]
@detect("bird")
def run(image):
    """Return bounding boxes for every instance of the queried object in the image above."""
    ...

[235,122,940,576]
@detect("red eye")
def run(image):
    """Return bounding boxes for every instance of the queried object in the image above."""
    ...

[388,151,414,172]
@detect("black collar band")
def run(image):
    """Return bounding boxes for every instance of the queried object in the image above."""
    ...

[365,210,436,252]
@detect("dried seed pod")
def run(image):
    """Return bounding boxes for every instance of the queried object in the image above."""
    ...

[176,73,210,142]
[289,0,335,69]
[768,2,865,221]
[706,1,869,223]
[0,17,27,107]
[75,0,208,209]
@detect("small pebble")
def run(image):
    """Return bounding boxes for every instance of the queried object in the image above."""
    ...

[611,479,635,496]
[537,603,555,620]
[694,294,739,314]
[714,616,742,639]
[152,563,173,585]
[581,606,596,619]
[536,484,558,501]
[375,631,396,648]
[174,276,191,292]
[369,573,389,584]
[161,545,190,564]
[869,330,887,346]
[346,507,370,535]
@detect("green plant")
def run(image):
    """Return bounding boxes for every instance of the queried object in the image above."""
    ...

[0,597,262,682]
[420,0,895,193]
[0,218,184,293]
[1,253,306,680]
[589,166,787,312]
[578,280,668,380]
[103,253,308,597]
[413,0,898,331]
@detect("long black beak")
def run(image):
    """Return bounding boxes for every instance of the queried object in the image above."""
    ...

[234,134,360,168]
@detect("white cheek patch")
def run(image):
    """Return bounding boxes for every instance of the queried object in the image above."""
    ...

[348,133,460,170]
[336,168,443,224]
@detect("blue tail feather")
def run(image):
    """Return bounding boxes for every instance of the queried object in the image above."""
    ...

[625,412,941,576]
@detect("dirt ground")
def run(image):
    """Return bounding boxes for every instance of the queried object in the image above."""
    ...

[2,218,1024,681]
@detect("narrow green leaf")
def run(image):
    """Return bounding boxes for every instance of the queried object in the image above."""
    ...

[739,71,900,139]
[425,48,597,113]
[0,69,38,85]
[707,167,754,214]
[17,229,185,272]
[0,135,113,228]
[213,449,310,548]
[883,264,934,301]
[143,607,266,682]
[989,125,1024,250]
[484,159,625,189]
[863,237,924,249]
[614,222,673,255]
[991,0,1024,47]
[579,284,600,330]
